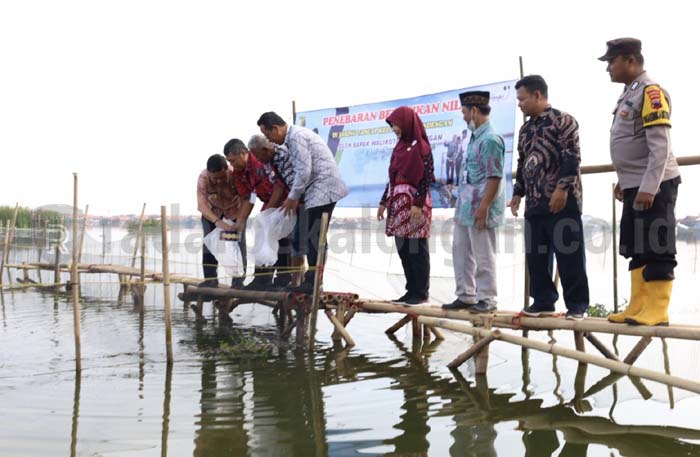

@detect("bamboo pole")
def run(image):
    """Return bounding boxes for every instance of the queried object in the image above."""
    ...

[4,203,19,284]
[430,326,445,340]
[475,319,492,374]
[136,232,146,307]
[385,315,411,335]
[518,56,530,316]
[185,285,290,303]
[628,375,653,400]
[308,212,329,351]
[623,336,652,365]
[412,317,421,341]
[612,184,619,312]
[70,370,81,457]
[422,322,431,342]
[331,302,346,342]
[447,333,498,369]
[661,338,675,408]
[128,203,147,288]
[295,302,306,348]
[8,203,19,249]
[574,331,586,353]
[53,245,61,288]
[0,220,10,286]
[161,206,173,364]
[343,306,356,327]
[6,203,19,257]
[358,301,700,341]
[584,332,619,361]
[71,173,82,371]
[418,316,700,395]
[160,360,173,457]
[324,310,355,346]
[77,205,89,264]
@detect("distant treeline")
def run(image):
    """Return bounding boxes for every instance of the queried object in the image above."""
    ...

[126,219,162,232]
[0,206,62,228]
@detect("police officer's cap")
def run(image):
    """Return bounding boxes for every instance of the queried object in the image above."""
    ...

[598,38,642,61]
[459,91,490,107]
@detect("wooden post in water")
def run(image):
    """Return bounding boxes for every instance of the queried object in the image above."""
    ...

[77,205,89,264]
[54,245,61,288]
[161,206,173,364]
[519,56,530,340]
[0,220,10,287]
[5,203,19,284]
[308,213,329,351]
[8,202,19,244]
[71,173,82,371]
[612,183,619,312]
[138,233,146,307]
[128,203,146,290]
[475,318,493,375]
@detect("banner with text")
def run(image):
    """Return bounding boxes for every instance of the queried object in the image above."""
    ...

[295,80,518,208]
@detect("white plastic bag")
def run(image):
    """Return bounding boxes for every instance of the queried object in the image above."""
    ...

[251,208,296,266]
[203,218,244,278]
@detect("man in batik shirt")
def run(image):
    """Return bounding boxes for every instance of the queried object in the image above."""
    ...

[510,75,589,321]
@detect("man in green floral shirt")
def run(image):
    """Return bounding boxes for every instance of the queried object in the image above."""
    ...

[443,91,505,312]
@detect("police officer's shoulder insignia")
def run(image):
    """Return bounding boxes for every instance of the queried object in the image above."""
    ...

[642,84,671,128]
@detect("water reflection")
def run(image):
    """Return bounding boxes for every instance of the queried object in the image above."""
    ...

[1,289,6,327]
[177,321,700,456]
[161,361,172,457]
[70,370,81,457]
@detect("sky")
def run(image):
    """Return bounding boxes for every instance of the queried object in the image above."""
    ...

[1,0,698,219]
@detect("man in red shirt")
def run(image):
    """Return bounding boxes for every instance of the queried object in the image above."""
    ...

[225,139,290,290]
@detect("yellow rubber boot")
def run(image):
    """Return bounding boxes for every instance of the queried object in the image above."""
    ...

[608,267,646,323]
[625,279,672,326]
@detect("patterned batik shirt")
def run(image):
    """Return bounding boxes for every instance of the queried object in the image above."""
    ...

[283,125,349,209]
[454,120,506,228]
[271,144,294,192]
[513,107,583,217]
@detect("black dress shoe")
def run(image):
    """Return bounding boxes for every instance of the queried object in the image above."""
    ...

[198,279,219,288]
[522,303,556,317]
[391,293,411,304]
[404,295,428,305]
[441,298,474,310]
[470,300,497,314]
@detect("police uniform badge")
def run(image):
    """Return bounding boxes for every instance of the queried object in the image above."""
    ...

[642,85,671,127]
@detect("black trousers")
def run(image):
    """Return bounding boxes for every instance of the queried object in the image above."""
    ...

[395,236,430,299]
[620,176,680,280]
[201,217,247,286]
[274,236,292,284]
[524,211,589,313]
[293,202,336,273]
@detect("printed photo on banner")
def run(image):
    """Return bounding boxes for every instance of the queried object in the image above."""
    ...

[296,80,518,208]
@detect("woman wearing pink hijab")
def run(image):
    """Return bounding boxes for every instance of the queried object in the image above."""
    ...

[377,106,435,305]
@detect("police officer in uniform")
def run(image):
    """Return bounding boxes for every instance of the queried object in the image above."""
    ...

[601,38,681,326]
